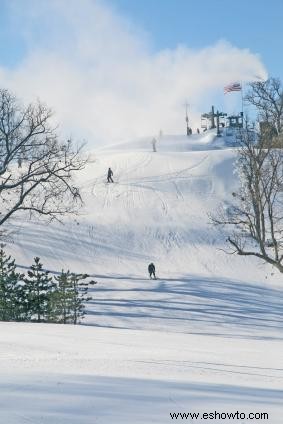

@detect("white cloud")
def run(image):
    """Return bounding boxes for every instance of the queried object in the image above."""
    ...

[0,0,268,146]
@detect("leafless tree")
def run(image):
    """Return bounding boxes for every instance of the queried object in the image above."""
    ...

[0,89,88,237]
[212,130,283,274]
[245,77,283,142]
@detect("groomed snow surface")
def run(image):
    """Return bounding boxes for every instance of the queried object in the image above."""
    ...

[1,131,283,423]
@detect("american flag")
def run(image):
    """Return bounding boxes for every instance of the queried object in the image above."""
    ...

[224,82,242,94]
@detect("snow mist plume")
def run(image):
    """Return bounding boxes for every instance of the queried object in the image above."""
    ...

[0,0,267,146]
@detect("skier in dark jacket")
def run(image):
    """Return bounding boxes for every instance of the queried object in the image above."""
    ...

[107,167,114,183]
[148,263,156,279]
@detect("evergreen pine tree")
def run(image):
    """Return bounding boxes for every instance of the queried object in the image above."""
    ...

[0,245,24,321]
[70,273,94,324]
[49,271,96,324]
[24,257,55,322]
[49,270,75,323]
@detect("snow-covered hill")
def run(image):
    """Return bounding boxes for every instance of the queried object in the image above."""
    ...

[1,130,283,423]
[8,130,277,281]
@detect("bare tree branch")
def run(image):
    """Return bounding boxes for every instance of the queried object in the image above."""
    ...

[211,124,283,275]
[0,89,88,235]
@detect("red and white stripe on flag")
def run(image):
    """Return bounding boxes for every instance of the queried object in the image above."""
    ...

[224,82,242,94]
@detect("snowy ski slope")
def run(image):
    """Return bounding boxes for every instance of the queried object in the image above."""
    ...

[1,130,283,423]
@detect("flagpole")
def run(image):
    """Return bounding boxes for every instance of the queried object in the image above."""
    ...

[241,80,244,126]
[224,82,244,127]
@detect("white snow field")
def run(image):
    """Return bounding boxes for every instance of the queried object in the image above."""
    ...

[1,131,283,423]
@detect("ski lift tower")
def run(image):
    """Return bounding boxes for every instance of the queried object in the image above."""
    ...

[201,106,217,130]
[201,106,226,136]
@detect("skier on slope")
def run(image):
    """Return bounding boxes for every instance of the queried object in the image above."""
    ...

[107,167,114,183]
[148,263,156,279]
[151,137,157,152]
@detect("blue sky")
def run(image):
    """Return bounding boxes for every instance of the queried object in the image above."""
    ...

[107,0,283,79]
[1,0,281,76]
[0,0,277,144]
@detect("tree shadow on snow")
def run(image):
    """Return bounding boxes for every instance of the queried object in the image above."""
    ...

[85,274,283,340]
[0,374,282,424]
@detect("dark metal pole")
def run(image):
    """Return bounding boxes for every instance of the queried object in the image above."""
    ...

[211,106,216,129]
[216,111,220,136]
[185,102,190,135]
